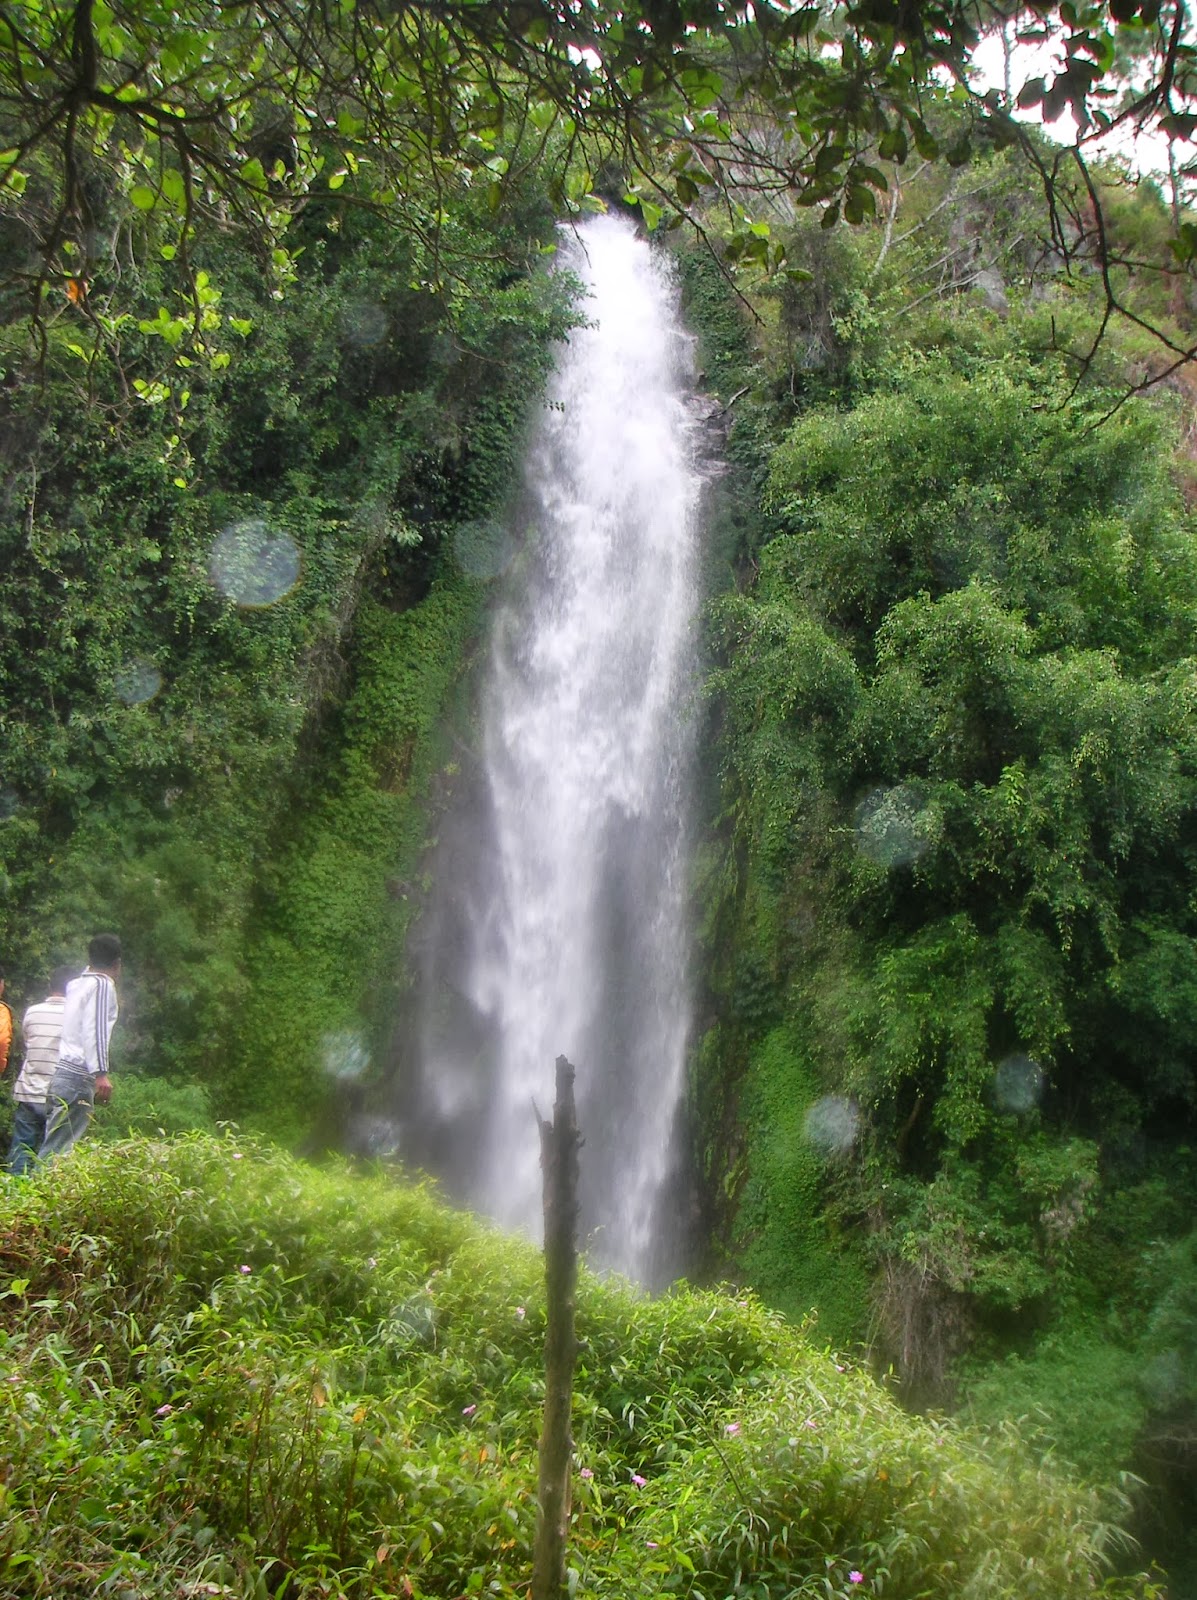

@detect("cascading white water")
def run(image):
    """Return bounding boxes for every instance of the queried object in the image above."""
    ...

[414,213,707,1282]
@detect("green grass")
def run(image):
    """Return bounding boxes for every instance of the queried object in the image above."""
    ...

[0,1136,1164,1599]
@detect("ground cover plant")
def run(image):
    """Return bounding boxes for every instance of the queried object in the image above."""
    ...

[0,1136,1164,1598]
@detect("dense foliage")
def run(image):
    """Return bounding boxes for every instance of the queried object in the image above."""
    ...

[689,144,1197,1584]
[0,159,573,1140]
[4,0,1197,384]
[0,1136,1164,1598]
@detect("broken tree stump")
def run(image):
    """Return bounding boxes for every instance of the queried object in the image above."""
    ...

[531,1055,582,1600]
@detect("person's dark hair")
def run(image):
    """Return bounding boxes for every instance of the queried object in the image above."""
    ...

[0,964,6,981]
[50,965,77,996]
[88,933,122,970]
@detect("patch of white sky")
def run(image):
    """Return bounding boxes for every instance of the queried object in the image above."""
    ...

[564,4,1179,184]
[969,23,1174,181]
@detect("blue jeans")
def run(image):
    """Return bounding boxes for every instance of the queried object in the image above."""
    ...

[6,1100,47,1176]
[41,1066,96,1160]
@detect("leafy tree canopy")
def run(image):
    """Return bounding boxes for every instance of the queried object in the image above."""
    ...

[3,0,1196,367]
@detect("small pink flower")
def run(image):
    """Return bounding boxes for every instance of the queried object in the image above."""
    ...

[849,1572,865,1586]
[462,1404,477,1417]
[835,1363,846,1373]
[724,1421,741,1437]
[155,1403,173,1417]
[232,1153,243,1161]
[646,1540,659,1549]
[239,1264,252,1275]
[515,1306,526,1320]
[631,1473,647,1487]
[579,1467,594,1480]
[804,1419,818,1429]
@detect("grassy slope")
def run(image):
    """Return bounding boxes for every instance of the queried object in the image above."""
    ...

[0,1138,1161,1599]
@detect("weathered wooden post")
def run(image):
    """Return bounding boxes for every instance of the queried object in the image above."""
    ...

[531,1055,582,1600]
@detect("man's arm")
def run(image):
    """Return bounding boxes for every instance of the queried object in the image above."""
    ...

[93,976,115,1075]
[94,977,117,1102]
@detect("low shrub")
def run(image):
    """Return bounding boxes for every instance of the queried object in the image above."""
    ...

[0,1137,1164,1598]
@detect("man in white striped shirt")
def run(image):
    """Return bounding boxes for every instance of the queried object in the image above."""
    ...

[41,934,122,1161]
[6,966,76,1175]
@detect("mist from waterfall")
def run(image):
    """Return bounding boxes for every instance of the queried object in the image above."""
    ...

[409,213,708,1283]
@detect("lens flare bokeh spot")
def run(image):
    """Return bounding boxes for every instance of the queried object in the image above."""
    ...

[322,1029,370,1082]
[804,1095,860,1155]
[992,1054,1045,1114]
[452,517,516,581]
[114,659,163,706]
[209,519,300,608]
[855,783,937,869]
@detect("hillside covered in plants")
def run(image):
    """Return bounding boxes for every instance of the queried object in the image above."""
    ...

[685,142,1197,1587]
[0,1137,1165,1598]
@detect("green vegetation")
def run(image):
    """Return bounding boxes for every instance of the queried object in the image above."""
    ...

[690,146,1197,1584]
[725,1026,872,1344]
[3,1,1197,1586]
[0,164,573,1144]
[217,578,485,1143]
[6,0,1197,391]
[0,1137,1164,1599]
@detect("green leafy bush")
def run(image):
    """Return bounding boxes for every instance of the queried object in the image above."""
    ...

[0,1138,1164,1599]
[702,344,1197,1444]
[91,1074,215,1140]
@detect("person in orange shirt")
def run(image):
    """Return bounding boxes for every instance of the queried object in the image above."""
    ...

[0,965,12,1079]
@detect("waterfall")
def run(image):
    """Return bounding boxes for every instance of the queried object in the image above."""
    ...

[409,213,708,1283]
